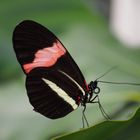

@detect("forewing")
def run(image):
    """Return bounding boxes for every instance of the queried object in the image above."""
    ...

[13,20,87,90]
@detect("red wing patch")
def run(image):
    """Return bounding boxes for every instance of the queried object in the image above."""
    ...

[23,40,66,74]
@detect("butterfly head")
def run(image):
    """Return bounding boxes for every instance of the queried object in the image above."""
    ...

[81,80,100,106]
[88,80,100,95]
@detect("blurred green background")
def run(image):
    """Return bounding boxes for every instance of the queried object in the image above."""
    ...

[0,0,140,140]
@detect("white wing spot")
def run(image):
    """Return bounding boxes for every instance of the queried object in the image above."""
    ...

[42,78,78,110]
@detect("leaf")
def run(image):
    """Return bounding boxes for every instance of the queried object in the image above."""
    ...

[53,107,140,140]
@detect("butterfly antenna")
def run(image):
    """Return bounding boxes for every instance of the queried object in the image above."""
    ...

[96,66,118,81]
[98,81,140,86]
[96,66,140,86]
[82,105,89,128]
[97,96,111,120]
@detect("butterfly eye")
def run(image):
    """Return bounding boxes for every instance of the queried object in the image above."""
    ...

[94,87,100,94]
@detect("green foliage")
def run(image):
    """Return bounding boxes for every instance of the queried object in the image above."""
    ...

[0,0,140,140]
[53,107,140,140]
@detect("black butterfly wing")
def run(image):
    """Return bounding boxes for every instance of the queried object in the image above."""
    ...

[26,68,83,119]
[13,20,88,119]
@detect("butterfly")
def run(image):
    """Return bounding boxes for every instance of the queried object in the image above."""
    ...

[13,20,140,127]
[12,20,102,126]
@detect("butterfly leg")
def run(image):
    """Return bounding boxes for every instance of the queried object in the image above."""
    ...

[82,105,89,128]
[89,96,111,120]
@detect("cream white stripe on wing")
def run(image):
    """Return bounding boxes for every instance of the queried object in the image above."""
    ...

[59,70,85,95]
[42,78,78,110]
